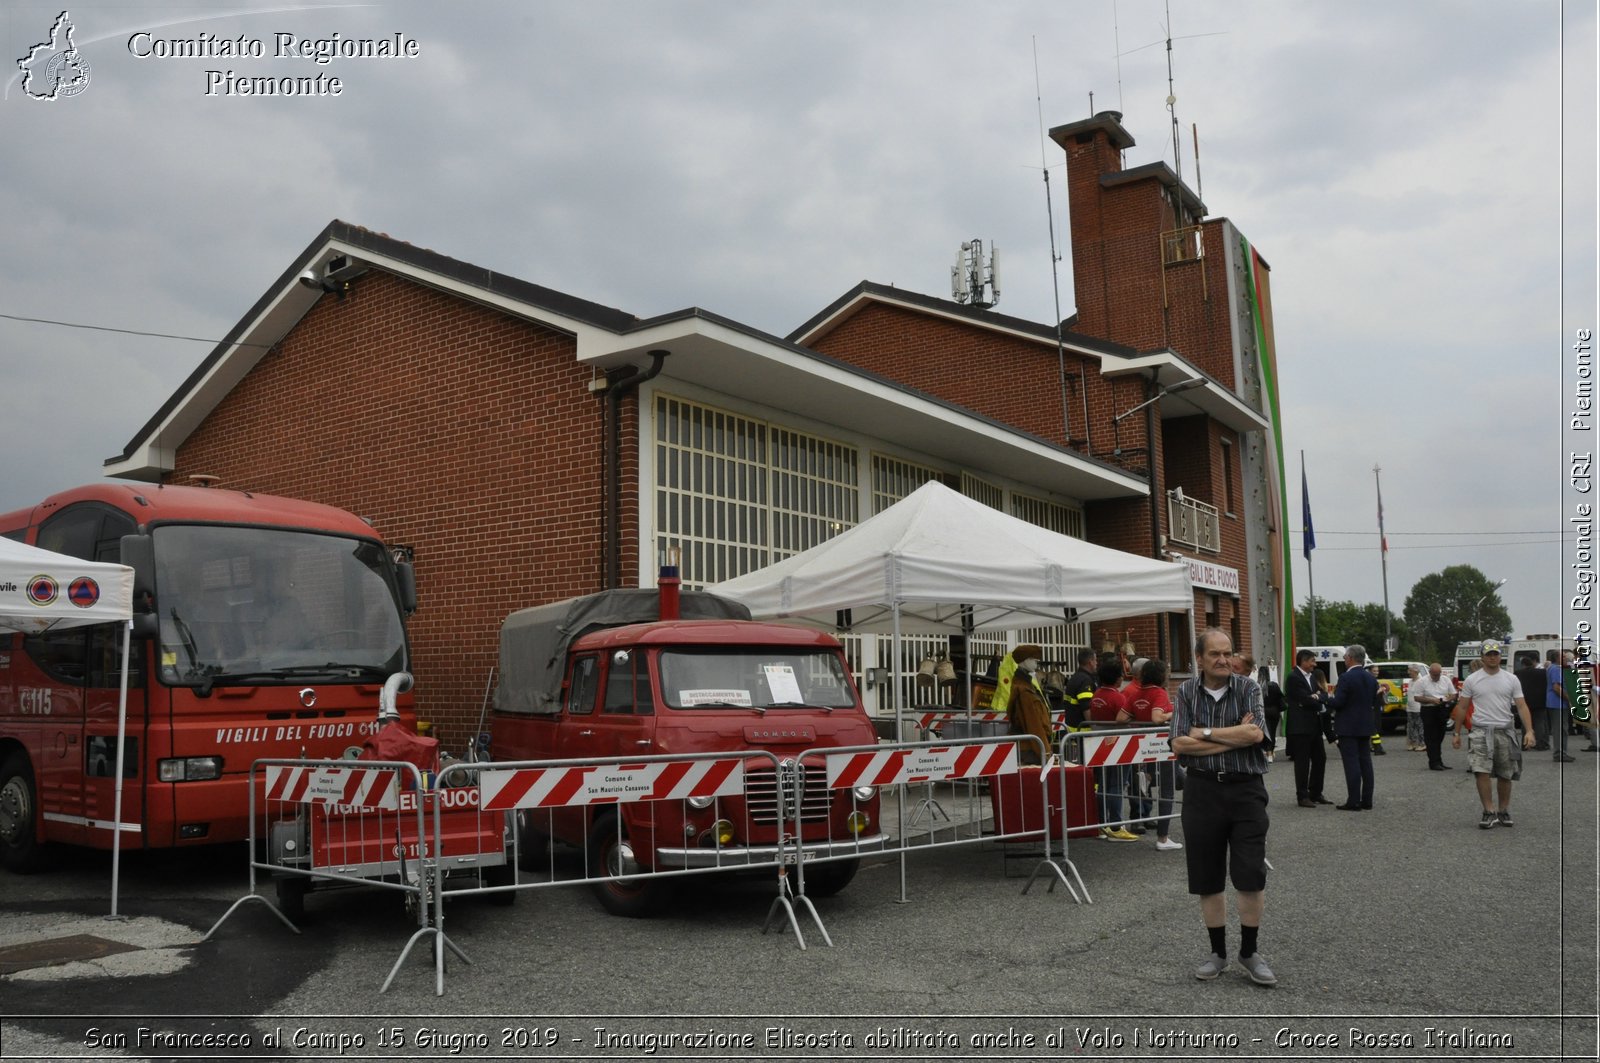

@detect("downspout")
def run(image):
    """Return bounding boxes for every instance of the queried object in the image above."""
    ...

[1144,372,1167,660]
[601,349,669,588]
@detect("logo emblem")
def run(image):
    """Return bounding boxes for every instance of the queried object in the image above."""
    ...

[67,576,100,608]
[27,575,59,607]
[299,687,317,709]
[17,11,92,101]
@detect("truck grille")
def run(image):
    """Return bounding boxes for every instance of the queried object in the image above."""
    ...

[744,762,831,825]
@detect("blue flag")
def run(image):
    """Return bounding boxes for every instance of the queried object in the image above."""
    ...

[1301,462,1316,560]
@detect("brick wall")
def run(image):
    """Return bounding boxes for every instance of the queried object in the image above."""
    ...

[172,270,616,743]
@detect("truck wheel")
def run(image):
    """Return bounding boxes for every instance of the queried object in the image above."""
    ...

[515,809,551,871]
[586,815,665,918]
[275,876,308,921]
[481,862,516,906]
[800,857,859,898]
[0,752,45,874]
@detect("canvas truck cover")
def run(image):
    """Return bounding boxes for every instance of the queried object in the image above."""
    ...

[496,589,751,714]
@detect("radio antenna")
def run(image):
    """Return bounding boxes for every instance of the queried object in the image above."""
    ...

[1033,37,1081,450]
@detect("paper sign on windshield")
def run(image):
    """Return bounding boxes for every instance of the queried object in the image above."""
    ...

[763,664,804,703]
[679,688,752,706]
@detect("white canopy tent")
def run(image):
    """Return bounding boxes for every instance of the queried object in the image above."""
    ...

[0,536,135,915]
[709,480,1195,732]
[710,480,1193,632]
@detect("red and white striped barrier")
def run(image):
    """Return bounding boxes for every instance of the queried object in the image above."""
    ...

[825,741,1018,789]
[478,757,745,811]
[916,709,1006,730]
[1078,731,1173,767]
[263,764,399,810]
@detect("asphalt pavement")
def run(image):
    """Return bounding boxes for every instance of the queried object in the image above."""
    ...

[1,741,1596,1062]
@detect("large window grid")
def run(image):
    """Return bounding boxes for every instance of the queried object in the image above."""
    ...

[654,395,858,588]
[961,471,1004,512]
[870,454,941,513]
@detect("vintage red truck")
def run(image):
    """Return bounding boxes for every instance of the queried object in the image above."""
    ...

[490,568,885,916]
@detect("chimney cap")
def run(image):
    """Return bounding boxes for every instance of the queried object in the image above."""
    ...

[1048,111,1136,152]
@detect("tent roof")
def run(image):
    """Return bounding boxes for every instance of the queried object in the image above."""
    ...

[707,481,1192,634]
[0,537,133,634]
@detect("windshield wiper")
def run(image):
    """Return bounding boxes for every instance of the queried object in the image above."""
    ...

[276,664,391,679]
[169,608,199,672]
[196,664,387,695]
[765,701,831,712]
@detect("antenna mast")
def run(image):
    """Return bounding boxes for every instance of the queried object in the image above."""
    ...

[1033,37,1075,448]
[950,239,1000,309]
[1164,0,1183,187]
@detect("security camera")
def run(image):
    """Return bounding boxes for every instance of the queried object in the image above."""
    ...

[297,270,322,291]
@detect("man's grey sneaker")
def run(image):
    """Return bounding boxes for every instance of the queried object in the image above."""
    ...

[1239,952,1278,986]
[1195,953,1229,980]
[1479,811,1498,830]
[1497,810,1514,828]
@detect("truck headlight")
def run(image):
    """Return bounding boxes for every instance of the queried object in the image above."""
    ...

[852,784,877,802]
[846,811,871,835]
[686,794,716,810]
[698,819,736,848]
[157,756,223,782]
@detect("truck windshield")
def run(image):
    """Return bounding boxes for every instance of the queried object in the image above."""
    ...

[153,525,406,686]
[659,648,856,710]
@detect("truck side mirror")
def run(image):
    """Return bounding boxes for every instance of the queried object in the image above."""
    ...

[119,533,155,610]
[395,560,417,615]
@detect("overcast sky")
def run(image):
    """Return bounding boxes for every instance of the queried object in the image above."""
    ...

[2,1,1594,644]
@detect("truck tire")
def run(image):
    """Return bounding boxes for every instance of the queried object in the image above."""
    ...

[481,862,516,906]
[275,875,309,921]
[800,857,859,898]
[0,752,44,874]
[586,814,665,918]
[515,809,551,871]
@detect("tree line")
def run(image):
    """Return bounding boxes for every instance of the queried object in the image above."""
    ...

[1295,563,1513,663]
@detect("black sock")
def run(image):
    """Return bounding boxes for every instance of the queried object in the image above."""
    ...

[1208,925,1226,957]
[1240,925,1259,958]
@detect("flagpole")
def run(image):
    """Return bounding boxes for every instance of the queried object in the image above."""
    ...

[1302,451,1317,644]
[1375,463,1392,654]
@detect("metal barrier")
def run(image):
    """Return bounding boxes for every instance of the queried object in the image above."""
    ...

[1026,726,1180,900]
[204,758,476,994]
[419,748,898,988]
[776,733,1079,947]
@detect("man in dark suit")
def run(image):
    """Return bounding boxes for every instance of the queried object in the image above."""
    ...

[1283,648,1332,807]
[1330,644,1379,810]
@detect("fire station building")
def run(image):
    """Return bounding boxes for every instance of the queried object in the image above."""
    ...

[106,112,1287,742]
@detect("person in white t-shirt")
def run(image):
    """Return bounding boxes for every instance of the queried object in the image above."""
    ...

[1451,640,1535,829]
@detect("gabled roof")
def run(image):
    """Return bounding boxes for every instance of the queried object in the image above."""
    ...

[789,279,1141,362]
[790,280,1269,434]
[106,222,1152,502]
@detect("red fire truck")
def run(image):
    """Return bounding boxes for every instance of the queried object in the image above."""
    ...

[491,568,885,916]
[0,482,416,871]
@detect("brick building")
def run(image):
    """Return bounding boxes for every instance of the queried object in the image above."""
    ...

[107,113,1287,743]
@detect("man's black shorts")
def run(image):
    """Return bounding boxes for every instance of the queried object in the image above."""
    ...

[1179,770,1269,894]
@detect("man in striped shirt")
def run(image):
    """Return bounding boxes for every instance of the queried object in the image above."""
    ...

[1170,628,1273,985]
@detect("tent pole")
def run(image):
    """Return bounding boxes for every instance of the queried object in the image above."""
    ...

[108,618,131,920]
[893,602,910,904]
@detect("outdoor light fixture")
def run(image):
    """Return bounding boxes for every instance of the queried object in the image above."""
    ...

[1474,577,1508,632]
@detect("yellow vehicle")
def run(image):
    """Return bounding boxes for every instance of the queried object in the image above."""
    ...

[1372,661,1427,733]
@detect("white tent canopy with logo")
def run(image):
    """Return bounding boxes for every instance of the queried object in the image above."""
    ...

[0,536,136,914]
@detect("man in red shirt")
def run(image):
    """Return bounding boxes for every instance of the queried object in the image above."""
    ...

[1087,658,1139,840]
